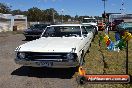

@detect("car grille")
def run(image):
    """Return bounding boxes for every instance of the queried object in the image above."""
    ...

[25,52,69,62]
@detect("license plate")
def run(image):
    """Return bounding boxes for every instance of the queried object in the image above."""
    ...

[36,62,52,67]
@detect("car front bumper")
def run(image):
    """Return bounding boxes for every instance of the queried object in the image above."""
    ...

[15,59,79,68]
[24,34,41,37]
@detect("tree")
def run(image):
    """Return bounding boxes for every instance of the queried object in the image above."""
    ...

[27,7,42,22]
[75,15,79,21]
[11,9,23,15]
[0,3,11,13]
[26,7,59,22]
[63,15,72,22]
[44,8,58,23]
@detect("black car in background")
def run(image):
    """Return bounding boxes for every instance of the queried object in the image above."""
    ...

[23,24,49,40]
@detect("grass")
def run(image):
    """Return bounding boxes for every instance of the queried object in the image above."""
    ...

[80,31,132,88]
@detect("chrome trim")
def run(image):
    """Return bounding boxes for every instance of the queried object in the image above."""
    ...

[15,59,78,68]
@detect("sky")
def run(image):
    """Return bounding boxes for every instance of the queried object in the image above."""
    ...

[0,0,132,16]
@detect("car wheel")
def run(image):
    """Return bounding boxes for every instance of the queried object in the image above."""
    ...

[87,48,90,53]
[96,30,98,35]
[76,76,87,85]
[72,66,79,72]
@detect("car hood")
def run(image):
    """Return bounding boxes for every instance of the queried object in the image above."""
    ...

[17,37,83,53]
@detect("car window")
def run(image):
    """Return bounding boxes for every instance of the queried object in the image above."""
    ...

[42,26,81,37]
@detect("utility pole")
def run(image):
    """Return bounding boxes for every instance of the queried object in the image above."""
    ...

[52,10,55,24]
[102,0,107,23]
[61,9,64,23]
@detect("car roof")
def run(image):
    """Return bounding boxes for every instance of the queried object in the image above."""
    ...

[50,24,82,27]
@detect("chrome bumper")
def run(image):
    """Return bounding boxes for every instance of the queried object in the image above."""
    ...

[15,59,79,68]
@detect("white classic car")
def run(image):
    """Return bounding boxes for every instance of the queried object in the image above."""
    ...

[15,24,93,68]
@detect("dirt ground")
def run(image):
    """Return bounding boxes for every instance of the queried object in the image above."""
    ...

[0,32,78,88]
[0,31,132,88]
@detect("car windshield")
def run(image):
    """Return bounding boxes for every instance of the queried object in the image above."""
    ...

[30,24,48,30]
[42,26,81,37]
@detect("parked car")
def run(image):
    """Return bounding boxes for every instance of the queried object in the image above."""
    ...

[15,24,94,68]
[112,19,124,31]
[23,24,49,40]
[82,17,98,34]
[82,24,97,38]
[97,20,105,31]
[116,22,132,33]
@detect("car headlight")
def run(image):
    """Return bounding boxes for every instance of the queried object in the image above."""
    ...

[66,53,74,60]
[17,52,25,59]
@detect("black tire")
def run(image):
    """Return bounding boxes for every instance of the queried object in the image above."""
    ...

[86,48,90,53]
[73,66,80,72]
[95,30,98,35]
[76,76,87,85]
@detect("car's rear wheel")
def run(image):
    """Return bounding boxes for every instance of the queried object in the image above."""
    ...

[76,76,87,85]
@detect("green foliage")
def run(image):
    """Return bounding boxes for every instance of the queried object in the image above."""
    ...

[0,3,11,13]
[27,7,42,22]
[11,9,24,15]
